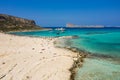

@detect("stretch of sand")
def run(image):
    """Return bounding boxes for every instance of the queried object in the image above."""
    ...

[0,33,77,80]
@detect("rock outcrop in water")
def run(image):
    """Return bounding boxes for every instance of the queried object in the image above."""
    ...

[0,14,42,32]
[66,23,104,28]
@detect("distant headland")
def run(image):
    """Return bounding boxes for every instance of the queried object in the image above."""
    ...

[0,14,43,32]
[66,23,104,28]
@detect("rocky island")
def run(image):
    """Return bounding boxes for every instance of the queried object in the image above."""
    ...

[0,14,42,32]
[66,23,104,28]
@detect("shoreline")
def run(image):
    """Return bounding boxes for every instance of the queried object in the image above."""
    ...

[0,33,86,80]
[66,48,87,80]
[53,38,88,80]
[6,28,52,33]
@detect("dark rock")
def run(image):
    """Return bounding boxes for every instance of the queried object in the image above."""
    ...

[42,49,45,50]
[32,48,35,50]
[2,62,5,64]
[26,76,30,79]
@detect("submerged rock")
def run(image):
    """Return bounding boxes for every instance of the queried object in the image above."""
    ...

[72,35,79,39]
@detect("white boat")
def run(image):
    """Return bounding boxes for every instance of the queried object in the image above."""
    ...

[55,28,65,31]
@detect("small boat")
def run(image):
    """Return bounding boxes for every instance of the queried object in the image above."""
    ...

[55,28,65,31]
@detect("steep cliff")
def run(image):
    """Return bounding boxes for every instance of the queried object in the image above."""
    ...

[0,14,42,32]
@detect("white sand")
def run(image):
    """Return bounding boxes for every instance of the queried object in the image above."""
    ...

[0,33,77,80]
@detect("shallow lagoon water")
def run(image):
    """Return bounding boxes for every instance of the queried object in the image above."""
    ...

[10,28,120,80]
[75,58,120,80]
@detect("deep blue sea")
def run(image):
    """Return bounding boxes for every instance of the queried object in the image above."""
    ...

[10,27,120,80]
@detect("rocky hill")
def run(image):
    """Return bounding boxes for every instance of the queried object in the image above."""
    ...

[0,14,42,32]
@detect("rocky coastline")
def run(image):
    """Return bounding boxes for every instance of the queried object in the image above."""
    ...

[65,47,88,80]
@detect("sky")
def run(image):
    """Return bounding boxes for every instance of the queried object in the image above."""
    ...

[0,0,120,27]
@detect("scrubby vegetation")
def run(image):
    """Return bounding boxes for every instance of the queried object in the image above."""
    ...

[0,14,43,32]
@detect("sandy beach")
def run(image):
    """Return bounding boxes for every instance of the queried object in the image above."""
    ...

[0,33,78,80]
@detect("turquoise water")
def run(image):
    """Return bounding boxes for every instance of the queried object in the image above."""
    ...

[71,32,120,58]
[75,58,120,80]
[10,28,120,80]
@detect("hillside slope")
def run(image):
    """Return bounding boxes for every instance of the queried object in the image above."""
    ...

[0,14,42,32]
